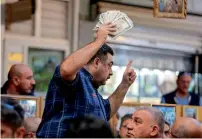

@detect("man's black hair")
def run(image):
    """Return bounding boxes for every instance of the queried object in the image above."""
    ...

[88,43,114,64]
[1,96,25,130]
[64,115,114,138]
[120,114,132,127]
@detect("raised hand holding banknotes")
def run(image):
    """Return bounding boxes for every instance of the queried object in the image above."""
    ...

[95,22,116,43]
[94,10,134,40]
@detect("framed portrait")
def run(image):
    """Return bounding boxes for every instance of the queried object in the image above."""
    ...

[1,95,41,118]
[154,0,187,18]
[151,104,177,125]
[182,105,200,120]
[112,103,151,135]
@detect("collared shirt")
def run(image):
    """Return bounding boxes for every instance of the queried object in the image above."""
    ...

[36,65,111,138]
[161,94,190,105]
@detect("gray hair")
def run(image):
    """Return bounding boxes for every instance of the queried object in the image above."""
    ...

[135,106,165,135]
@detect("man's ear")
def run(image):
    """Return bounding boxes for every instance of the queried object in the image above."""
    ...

[12,76,20,86]
[93,57,100,69]
[150,125,159,137]
[14,126,25,138]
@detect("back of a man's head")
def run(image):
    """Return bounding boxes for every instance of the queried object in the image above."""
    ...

[171,117,202,138]
[64,115,114,138]
[23,117,41,138]
[1,96,25,138]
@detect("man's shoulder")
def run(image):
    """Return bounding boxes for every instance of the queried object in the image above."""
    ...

[162,90,176,98]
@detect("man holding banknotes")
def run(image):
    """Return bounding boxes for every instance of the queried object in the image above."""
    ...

[37,22,136,137]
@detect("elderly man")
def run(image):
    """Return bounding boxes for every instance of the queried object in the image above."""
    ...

[126,106,164,138]
[1,64,36,96]
[170,117,202,138]
[23,118,41,138]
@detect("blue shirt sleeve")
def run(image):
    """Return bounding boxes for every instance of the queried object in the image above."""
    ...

[53,65,80,89]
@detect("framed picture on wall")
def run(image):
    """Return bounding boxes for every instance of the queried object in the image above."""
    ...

[182,105,200,120]
[153,0,187,18]
[28,48,64,93]
[113,103,151,135]
[151,104,177,125]
[1,95,41,118]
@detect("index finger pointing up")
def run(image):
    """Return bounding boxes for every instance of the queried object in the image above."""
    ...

[126,60,133,71]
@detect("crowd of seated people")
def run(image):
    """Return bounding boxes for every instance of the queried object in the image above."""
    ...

[1,95,202,138]
[1,63,202,138]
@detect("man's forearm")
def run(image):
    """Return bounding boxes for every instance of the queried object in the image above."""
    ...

[60,39,104,80]
[108,82,130,117]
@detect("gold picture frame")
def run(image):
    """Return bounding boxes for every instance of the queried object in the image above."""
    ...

[112,102,151,136]
[40,96,45,118]
[151,104,179,125]
[154,0,187,18]
[182,105,200,120]
[1,94,41,118]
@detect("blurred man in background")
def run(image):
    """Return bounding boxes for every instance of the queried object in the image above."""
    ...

[1,97,25,138]
[170,117,202,138]
[161,72,200,105]
[1,64,36,96]
[126,107,164,138]
[23,117,41,138]
[118,114,132,138]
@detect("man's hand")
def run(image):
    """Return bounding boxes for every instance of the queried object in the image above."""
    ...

[109,60,136,117]
[121,60,136,88]
[95,22,116,44]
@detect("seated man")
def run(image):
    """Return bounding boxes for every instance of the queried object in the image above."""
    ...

[64,115,114,138]
[1,64,36,96]
[23,117,41,138]
[163,120,171,138]
[1,96,25,138]
[170,117,202,138]
[118,114,132,138]
[126,106,164,138]
[161,72,200,105]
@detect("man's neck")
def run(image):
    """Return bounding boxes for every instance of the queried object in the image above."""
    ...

[6,84,20,95]
[176,89,188,98]
[83,65,100,89]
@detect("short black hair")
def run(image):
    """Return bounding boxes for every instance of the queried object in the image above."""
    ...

[88,44,114,64]
[1,96,25,130]
[177,71,191,79]
[120,114,132,127]
[64,115,114,138]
